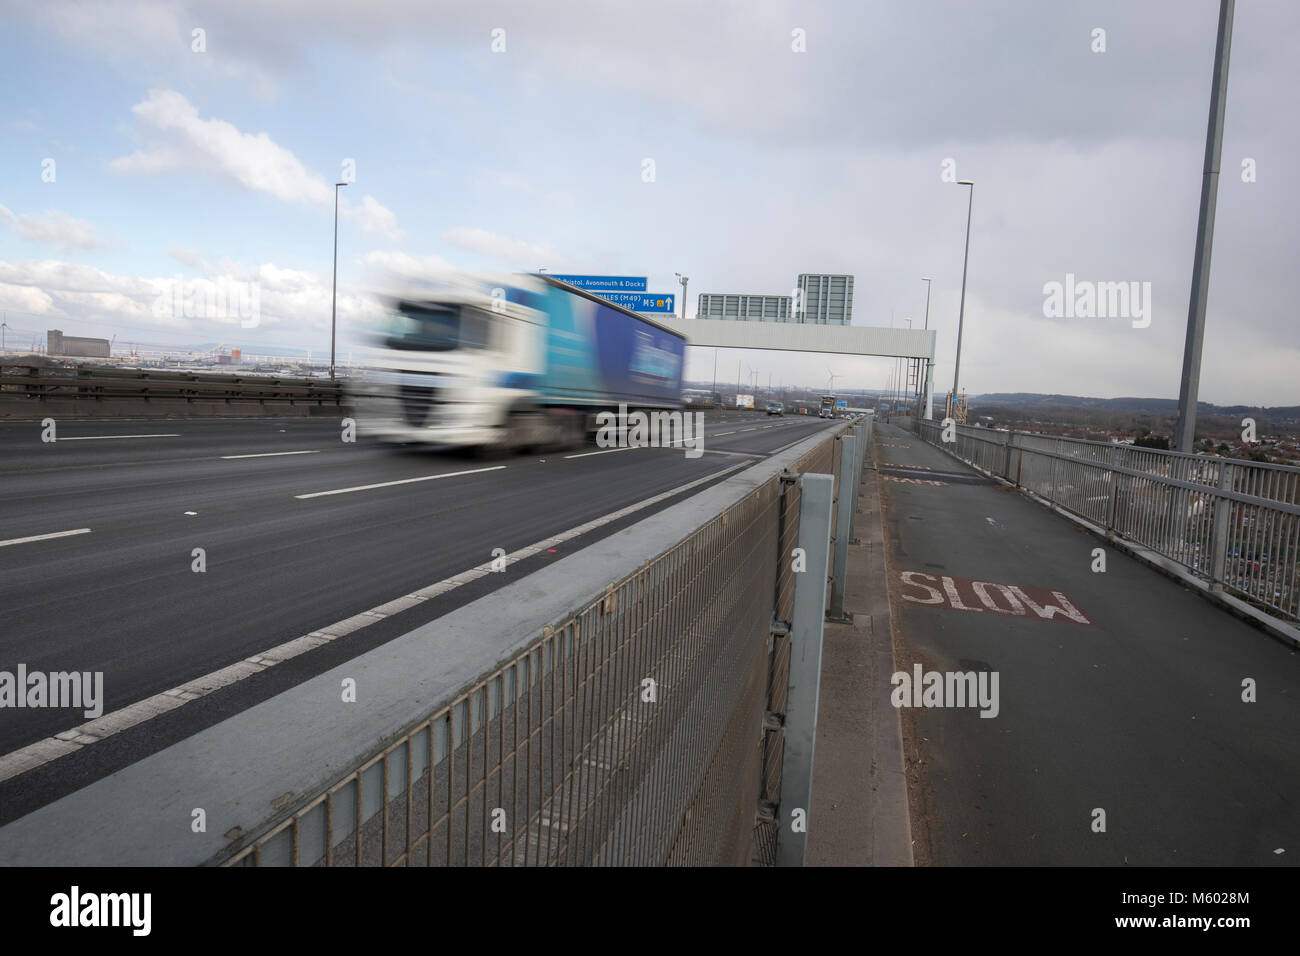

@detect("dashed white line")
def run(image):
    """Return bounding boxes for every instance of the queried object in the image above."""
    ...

[0,528,91,548]
[564,446,642,459]
[0,460,748,783]
[221,450,321,460]
[294,465,506,499]
[54,434,180,441]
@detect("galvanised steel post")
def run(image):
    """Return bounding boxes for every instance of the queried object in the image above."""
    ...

[1209,461,1234,591]
[1105,443,1121,534]
[830,435,856,619]
[775,472,833,867]
[1050,438,1061,505]
[848,421,866,542]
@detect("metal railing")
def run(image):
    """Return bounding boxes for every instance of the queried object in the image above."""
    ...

[217,419,868,867]
[906,419,1300,625]
[0,362,343,408]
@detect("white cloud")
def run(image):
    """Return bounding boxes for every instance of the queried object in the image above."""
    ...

[111,89,333,204]
[109,89,403,240]
[441,227,558,267]
[0,280,55,315]
[164,241,208,270]
[345,194,403,241]
[0,256,380,345]
[360,250,454,280]
[0,205,108,251]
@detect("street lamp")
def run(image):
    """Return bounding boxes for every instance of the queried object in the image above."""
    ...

[674,272,689,319]
[952,181,974,405]
[921,276,934,418]
[331,181,348,381]
[1175,0,1235,452]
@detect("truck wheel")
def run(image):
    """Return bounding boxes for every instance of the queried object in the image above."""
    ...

[566,414,588,450]
[475,412,523,460]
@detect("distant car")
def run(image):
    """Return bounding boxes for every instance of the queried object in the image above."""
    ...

[766,402,783,416]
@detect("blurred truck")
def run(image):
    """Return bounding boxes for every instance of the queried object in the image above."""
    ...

[350,273,686,452]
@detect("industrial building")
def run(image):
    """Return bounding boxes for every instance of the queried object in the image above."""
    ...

[696,273,853,325]
[47,329,111,358]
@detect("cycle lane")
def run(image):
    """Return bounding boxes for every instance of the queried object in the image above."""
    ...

[873,423,1299,866]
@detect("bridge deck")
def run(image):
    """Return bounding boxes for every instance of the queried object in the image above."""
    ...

[875,423,1298,866]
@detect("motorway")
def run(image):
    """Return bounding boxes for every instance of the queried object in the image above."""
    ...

[0,410,834,822]
[874,422,1300,866]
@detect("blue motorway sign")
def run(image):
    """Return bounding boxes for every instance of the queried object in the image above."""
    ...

[837,400,848,408]
[549,274,647,292]
[599,291,675,313]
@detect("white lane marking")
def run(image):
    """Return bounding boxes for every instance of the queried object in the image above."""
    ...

[295,465,506,499]
[0,460,748,783]
[714,430,736,436]
[54,434,181,441]
[564,446,641,459]
[184,512,198,516]
[221,450,321,460]
[0,528,91,548]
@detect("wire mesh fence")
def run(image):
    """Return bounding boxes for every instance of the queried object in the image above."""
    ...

[908,419,1300,624]
[224,421,856,867]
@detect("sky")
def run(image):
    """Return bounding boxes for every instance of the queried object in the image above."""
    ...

[0,0,1296,405]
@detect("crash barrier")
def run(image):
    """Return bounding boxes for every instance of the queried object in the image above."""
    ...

[0,418,875,866]
[0,362,343,413]
[906,419,1300,626]
[229,420,872,866]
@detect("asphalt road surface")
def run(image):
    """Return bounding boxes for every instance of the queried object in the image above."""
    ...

[875,422,1299,866]
[0,410,835,821]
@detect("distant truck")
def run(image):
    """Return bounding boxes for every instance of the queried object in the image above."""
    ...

[350,273,686,452]
[820,394,836,418]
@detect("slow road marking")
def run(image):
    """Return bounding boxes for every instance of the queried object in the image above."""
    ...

[899,571,1094,625]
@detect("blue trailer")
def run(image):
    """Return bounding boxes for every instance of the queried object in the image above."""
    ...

[351,272,686,451]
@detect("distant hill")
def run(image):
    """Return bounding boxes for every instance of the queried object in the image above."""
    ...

[972,393,1300,418]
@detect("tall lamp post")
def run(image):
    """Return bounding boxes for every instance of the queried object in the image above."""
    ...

[1175,0,1234,453]
[674,272,689,319]
[330,181,348,381]
[921,276,934,419]
[952,181,974,408]
[903,317,914,415]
